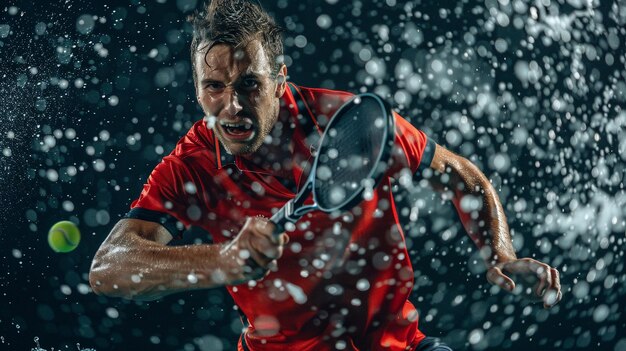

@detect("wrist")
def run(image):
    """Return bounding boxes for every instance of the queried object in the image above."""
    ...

[481,246,517,267]
[488,254,517,267]
[215,242,242,284]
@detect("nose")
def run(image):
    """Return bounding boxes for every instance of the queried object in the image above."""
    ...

[224,89,243,116]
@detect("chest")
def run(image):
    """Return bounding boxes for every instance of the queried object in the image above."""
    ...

[202,170,402,256]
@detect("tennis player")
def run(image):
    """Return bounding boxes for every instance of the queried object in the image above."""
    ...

[89,1,562,350]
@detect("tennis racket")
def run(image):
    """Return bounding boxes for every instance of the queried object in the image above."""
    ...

[270,93,396,236]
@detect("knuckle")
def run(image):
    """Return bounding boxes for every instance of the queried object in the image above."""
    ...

[487,266,500,274]
[264,249,278,260]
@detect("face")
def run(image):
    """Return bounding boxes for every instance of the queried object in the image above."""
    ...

[194,40,286,156]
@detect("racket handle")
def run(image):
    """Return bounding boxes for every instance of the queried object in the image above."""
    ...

[269,187,314,237]
[270,204,290,237]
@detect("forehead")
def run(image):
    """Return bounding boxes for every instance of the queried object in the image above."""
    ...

[195,40,272,80]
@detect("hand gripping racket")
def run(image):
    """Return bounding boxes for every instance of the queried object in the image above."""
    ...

[270,93,396,236]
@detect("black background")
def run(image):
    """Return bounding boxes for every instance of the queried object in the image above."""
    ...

[1,0,625,350]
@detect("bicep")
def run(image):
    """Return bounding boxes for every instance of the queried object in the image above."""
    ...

[112,218,174,245]
[91,218,173,280]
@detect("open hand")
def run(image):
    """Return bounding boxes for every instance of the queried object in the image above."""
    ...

[486,258,562,309]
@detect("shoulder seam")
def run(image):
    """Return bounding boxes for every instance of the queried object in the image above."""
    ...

[297,85,355,97]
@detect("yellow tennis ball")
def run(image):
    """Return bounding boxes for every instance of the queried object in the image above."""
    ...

[48,221,81,253]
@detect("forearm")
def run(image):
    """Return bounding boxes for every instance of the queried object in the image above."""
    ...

[452,176,517,265]
[430,151,517,266]
[427,145,562,305]
[450,160,517,265]
[90,228,235,301]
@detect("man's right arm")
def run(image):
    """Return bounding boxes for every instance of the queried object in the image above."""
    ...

[89,217,286,301]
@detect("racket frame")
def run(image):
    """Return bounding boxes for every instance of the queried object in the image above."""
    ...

[271,93,396,233]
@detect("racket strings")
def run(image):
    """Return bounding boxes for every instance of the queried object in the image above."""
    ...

[315,98,387,208]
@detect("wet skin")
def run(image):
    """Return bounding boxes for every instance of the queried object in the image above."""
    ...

[193,39,287,157]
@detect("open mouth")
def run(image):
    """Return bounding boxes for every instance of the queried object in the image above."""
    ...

[219,117,256,142]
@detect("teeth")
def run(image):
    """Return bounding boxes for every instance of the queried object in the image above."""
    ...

[220,118,253,130]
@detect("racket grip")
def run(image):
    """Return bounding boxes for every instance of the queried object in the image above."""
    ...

[270,205,289,237]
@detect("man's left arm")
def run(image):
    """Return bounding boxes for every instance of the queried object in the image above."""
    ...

[426,143,562,309]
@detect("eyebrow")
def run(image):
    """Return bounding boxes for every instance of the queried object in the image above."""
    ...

[200,72,262,83]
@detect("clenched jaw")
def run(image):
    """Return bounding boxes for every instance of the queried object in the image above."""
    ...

[218,116,256,142]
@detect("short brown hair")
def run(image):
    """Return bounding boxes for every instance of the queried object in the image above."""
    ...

[188,0,284,84]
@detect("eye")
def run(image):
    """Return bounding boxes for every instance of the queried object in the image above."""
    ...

[204,81,224,91]
[241,78,259,90]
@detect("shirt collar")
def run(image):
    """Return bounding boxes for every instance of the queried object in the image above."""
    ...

[213,133,236,169]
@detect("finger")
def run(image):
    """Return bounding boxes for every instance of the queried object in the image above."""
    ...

[252,222,287,256]
[250,217,288,246]
[273,233,288,246]
[502,259,550,296]
[267,259,278,272]
[246,243,271,265]
[243,232,274,266]
[543,267,562,308]
[251,216,277,238]
[550,267,561,292]
[244,257,267,279]
[534,264,552,297]
[251,237,279,261]
[486,267,515,292]
[271,242,284,260]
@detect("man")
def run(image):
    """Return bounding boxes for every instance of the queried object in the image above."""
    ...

[89,1,562,350]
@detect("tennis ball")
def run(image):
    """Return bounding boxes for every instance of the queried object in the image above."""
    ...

[48,221,81,253]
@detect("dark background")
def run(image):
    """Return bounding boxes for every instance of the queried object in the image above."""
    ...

[1,0,625,350]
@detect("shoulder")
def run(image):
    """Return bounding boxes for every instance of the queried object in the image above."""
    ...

[290,84,355,120]
[162,118,219,172]
[296,85,354,99]
[297,85,354,105]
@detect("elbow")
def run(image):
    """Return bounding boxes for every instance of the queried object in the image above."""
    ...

[89,263,145,300]
[88,262,101,295]
[89,248,162,301]
[88,247,133,299]
[89,252,120,297]
[88,221,163,301]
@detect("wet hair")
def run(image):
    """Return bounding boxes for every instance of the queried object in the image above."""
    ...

[188,0,284,84]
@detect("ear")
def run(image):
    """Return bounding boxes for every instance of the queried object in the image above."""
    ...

[275,64,288,98]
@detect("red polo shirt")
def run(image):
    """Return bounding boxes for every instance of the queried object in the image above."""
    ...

[127,83,435,351]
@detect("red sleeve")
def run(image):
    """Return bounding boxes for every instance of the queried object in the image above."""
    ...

[390,112,436,176]
[126,155,202,238]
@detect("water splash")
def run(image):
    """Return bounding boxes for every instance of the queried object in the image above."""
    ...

[30,337,96,351]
